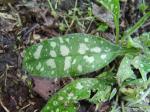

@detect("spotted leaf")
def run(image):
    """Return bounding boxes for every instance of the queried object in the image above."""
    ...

[117,55,136,85]
[41,78,110,112]
[127,32,150,54]
[23,33,122,78]
[132,55,150,81]
[89,85,111,104]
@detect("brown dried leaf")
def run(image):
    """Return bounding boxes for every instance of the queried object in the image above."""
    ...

[92,3,115,29]
[32,77,60,100]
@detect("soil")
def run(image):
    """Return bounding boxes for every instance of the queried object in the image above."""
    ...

[0,0,150,112]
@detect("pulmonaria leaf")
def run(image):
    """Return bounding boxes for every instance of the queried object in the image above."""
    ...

[89,85,111,104]
[23,33,122,78]
[41,78,104,112]
[127,36,143,49]
[128,32,150,48]
[117,55,136,85]
[132,55,150,81]
[88,72,115,104]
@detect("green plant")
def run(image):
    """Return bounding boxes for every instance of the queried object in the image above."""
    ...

[50,0,95,33]
[23,0,150,112]
[139,0,148,14]
[97,23,109,32]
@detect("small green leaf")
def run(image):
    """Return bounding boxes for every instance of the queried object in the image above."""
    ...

[97,0,120,43]
[41,78,105,112]
[117,55,136,85]
[127,32,150,54]
[120,86,140,100]
[139,3,148,13]
[97,71,116,84]
[132,55,150,81]
[97,23,109,32]
[120,78,150,109]
[127,36,143,49]
[89,85,111,104]
[23,33,122,78]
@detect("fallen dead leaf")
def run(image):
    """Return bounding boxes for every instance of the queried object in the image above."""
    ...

[32,77,60,100]
[92,3,115,29]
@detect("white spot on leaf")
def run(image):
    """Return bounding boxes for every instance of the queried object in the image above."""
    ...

[51,71,55,75]
[108,0,112,3]
[66,38,70,43]
[78,43,89,54]
[76,82,83,90]
[53,101,58,106]
[68,93,74,100]
[92,65,95,68]
[83,56,94,63]
[50,42,56,48]
[105,48,111,52]
[77,65,82,72]
[40,67,44,71]
[33,45,43,59]
[59,38,64,43]
[64,56,72,70]
[110,4,114,10]
[60,45,70,56]
[58,96,64,100]
[101,54,107,59]
[91,47,101,53]
[56,109,59,112]
[36,62,41,70]
[100,41,104,44]
[140,64,144,68]
[50,50,57,57]
[84,38,89,42]
[46,59,56,69]
[72,59,76,64]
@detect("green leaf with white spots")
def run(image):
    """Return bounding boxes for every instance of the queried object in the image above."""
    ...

[89,85,111,104]
[117,55,136,85]
[97,0,120,43]
[127,36,143,49]
[23,33,122,78]
[41,78,106,112]
[132,55,150,81]
[127,32,150,56]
